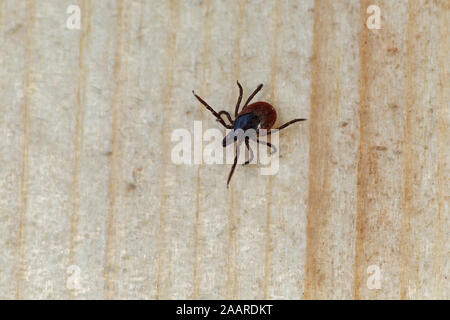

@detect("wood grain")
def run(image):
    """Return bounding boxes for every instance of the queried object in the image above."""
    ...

[0,0,447,299]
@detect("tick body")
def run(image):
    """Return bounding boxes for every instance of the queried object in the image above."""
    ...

[237,102,277,130]
[193,81,306,187]
[222,102,276,148]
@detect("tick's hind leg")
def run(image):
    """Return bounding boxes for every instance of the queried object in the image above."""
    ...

[243,137,254,166]
[192,90,233,129]
[265,118,307,136]
[255,137,277,155]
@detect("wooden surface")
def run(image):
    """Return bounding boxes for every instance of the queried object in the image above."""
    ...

[0,0,448,299]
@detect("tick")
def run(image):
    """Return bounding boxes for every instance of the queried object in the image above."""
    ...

[192,81,306,187]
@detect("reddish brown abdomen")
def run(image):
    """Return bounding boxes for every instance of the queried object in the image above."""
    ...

[239,102,277,129]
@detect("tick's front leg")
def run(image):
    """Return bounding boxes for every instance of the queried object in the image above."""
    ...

[192,90,230,128]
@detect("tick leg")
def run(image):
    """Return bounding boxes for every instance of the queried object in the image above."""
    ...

[227,140,242,188]
[243,137,254,166]
[255,137,277,155]
[242,83,263,109]
[217,110,233,126]
[265,118,307,136]
[192,90,231,128]
[234,81,243,117]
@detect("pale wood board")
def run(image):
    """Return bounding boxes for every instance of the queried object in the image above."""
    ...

[0,0,448,299]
